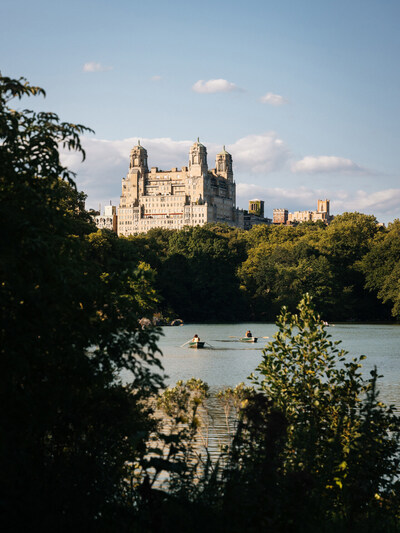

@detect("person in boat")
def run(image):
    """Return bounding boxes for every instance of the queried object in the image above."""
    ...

[245,330,252,338]
[192,334,200,342]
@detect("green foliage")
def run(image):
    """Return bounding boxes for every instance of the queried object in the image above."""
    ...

[132,379,219,531]
[126,225,247,322]
[152,378,211,495]
[0,75,163,529]
[318,212,386,319]
[239,239,335,319]
[237,214,392,321]
[226,295,400,530]
[359,219,400,319]
[123,213,393,323]
[253,295,372,474]
[320,212,380,265]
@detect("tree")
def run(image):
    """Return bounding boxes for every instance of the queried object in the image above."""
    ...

[246,295,400,530]
[316,212,387,320]
[359,219,400,319]
[0,75,162,529]
[180,297,400,532]
[320,212,379,265]
[158,226,246,321]
[238,238,335,320]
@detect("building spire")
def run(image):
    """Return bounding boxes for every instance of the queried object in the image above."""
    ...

[138,139,141,146]
[197,137,200,143]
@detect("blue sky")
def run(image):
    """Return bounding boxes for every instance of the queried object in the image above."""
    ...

[2,0,400,222]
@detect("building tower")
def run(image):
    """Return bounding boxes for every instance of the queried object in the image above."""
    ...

[129,140,148,172]
[189,138,208,177]
[317,199,330,215]
[120,141,148,208]
[215,146,233,181]
[249,199,264,218]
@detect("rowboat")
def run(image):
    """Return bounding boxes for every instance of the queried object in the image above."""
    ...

[189,341,205,349]
[239,337,258,343]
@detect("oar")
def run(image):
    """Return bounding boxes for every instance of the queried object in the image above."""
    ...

[204,342,215,349]
[231,335,270,339]
[180,339,192,347]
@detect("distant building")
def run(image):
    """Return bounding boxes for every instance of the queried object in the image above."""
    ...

[273,208,288,225]
[249,199,264,217]
[287,210,313,223]
[117,140,244,236]
[274,200,333,225]
[244,199,272,230]
[288,199,332,224]
[94,204,118,232]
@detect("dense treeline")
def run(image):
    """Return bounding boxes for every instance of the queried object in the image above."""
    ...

[96,213,398,322]
[3,74,400,532]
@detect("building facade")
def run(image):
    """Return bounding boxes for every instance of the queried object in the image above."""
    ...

[117,140,244,236]
[287,199,332,224]
[94,205,118,232]
[273,208,289,225]
[273,200,332,225]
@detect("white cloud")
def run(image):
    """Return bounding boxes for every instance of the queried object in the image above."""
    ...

[83,62,113,73]
[228,133,290,174]
[260,92,288,106]
[151,75,162,81]
[334,188,400,215]
[292,155,364,174]
[192,79,241,93]
[236,184,317,211]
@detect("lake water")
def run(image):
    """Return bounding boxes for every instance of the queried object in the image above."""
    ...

[155,322,400,407]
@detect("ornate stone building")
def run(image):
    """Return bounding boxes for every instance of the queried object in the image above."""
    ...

[117,140,244,236]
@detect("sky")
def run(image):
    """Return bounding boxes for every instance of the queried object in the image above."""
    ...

[2,0,400,222]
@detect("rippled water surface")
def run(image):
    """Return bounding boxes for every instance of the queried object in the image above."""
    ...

[155,323,400,406]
